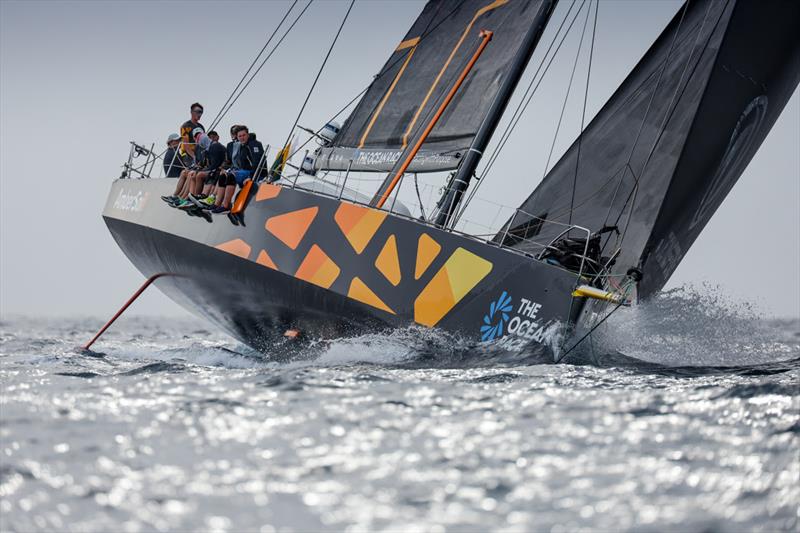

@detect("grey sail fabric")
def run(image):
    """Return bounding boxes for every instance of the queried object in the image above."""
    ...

[498,0,800,297]
[315,0,554,173]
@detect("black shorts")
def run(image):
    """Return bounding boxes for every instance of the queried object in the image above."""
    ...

[217,170,236,188]
[203,169,219,186]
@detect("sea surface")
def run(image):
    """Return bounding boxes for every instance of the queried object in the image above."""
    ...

[1,287,798,532]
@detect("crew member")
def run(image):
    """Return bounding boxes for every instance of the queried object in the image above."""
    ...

[179,102,205,162]
[163,133,189,178]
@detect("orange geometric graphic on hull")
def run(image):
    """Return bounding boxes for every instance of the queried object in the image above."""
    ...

[266,206,318,249]
[256,249,277,270]
[414,233,441,279]
[334,203,387,254]
[215,239,252,259]
[414,247,493,327]
[255,183,281,201]
[295,244,340,289]
[347,277,395,315]
[375,235,401,286]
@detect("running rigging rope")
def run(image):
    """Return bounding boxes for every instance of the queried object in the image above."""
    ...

[278,1,469,175]
[208,0,300,131]
[554,290,627,363]
[541,4,592,186]
[211,0,316,131]
[280,0,355,155]
[609,0,720,252]
[599,0,691,231]
[568,0,598,226]
[452,0,585,226]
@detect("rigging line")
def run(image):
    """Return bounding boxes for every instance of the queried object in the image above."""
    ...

[473,1,581,188]
[542,1,592,187]
[612,0,721,249]
[453,0,584,226]
[496,3,710,231]
[554,279,635,363]
[290,2,473,189]
[281,1,469,169]
[496,0,710,233]
[600,0,691,229]
[208,0,300,131]
[213,0,316,130]
[414,173,427,221]
[593,0,721,263]
[330,0,465,143]
[453,0,583,226]
[568,0,598,226]
[356,0,449,150]
[390,25,482,215]
[455,0,585,226]
[280,0,355,154]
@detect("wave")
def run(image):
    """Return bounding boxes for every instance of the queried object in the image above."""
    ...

[2,284,798,375]
[569,283,800,368]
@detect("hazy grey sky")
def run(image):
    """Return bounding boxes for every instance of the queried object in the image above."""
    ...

[1,0,798,319]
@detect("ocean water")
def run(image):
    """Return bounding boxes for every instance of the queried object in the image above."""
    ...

[1,287,798,532]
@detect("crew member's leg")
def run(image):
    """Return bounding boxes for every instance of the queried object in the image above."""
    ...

[211,171,237,214]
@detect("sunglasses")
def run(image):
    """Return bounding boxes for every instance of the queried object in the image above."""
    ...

[192,108,203,114]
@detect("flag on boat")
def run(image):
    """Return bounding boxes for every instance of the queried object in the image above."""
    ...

[269,135,297,181]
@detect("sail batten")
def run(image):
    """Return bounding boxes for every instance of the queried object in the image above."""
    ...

[315,0,557,173]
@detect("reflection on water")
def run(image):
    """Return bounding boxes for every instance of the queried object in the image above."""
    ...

[1,288,798,531]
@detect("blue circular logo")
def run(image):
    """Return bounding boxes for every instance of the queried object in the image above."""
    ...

[481,291,513,342]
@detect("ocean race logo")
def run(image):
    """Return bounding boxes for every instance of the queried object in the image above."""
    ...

[481,291,550,349]
[481,291,513,341]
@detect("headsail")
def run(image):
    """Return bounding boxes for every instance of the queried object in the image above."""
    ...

[315,0,558,173]
[499,0,800,297]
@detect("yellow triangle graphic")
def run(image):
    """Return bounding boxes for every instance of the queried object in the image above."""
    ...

[348,277,395,314]
[375,235,401,286]
[415,233,441,279]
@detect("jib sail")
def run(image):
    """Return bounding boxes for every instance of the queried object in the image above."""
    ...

[498,0,800,297]
[315,0,558,173]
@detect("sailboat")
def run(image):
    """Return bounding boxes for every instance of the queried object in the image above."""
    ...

[100,0,799,359]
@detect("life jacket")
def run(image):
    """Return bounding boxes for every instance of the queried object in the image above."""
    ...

[179,120,205,160]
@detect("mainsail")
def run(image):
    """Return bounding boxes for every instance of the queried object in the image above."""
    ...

[315,0,557,173]
[499,0,800,297]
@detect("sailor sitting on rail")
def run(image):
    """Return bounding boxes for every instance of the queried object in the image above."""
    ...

[225,124,241,167]
[229,125,263,187]
[160,103,205,206]
[179,128,227,212]
[162,133,191,178]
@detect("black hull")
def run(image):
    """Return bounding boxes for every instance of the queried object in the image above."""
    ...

[103,179,585,357]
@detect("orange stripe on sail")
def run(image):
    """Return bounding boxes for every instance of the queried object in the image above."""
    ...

[358,44,419,148]
[400,0,508,148]
[395,36,420,51]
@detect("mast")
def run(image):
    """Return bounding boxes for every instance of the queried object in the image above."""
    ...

[434,0,559,228]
